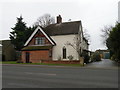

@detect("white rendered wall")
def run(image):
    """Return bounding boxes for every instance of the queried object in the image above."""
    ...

[51,35,79,61]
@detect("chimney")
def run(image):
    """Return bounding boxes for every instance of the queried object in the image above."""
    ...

[57,15,62,24]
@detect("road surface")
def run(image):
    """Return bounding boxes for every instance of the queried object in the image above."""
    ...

[2,63,118,88]
[86,59,118,69]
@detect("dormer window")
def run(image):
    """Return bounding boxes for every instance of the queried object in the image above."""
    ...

[35,37,45,45]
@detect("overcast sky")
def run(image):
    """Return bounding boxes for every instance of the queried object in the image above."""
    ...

[0,0,119,51]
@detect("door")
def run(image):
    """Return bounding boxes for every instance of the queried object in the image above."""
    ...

[26,52,30,63]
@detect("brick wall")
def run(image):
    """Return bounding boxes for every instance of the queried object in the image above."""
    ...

[21,50,52,63]
[21,50,80,64]
[28,31,51,45]
[41,60,80,64]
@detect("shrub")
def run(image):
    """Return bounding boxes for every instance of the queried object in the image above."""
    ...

[57,56,61,61]
[68,55,74,60]
[16,60,23,63]
[91,52,101,62]
[82,53,90,64]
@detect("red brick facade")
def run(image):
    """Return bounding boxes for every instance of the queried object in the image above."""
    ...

[21,50,52,63]
[28,31,51,45]
[21,29,53,63]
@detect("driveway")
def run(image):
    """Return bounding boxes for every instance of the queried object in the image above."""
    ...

[86,59,119,69]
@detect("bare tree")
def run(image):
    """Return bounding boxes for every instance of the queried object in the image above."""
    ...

[101,25,113,44]
[65,36,86,66]
[83,28,90,42]
[34,14,55,27]
[65,36,81,59]
[65,30,90,60]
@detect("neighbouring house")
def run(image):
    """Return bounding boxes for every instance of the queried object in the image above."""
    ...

[21,15,89,63]
[82,37,90,55]
[96,49,110,59]
[0,40,16,61]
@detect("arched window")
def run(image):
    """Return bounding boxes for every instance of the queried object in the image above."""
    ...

[63,46,66,59]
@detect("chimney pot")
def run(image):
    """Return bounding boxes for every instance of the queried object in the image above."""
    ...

[57,15,62,24]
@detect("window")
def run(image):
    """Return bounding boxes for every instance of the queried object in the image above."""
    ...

[63,46,66,59]
[35,37,45,45]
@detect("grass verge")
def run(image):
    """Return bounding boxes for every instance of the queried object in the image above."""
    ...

[1,61,84,67]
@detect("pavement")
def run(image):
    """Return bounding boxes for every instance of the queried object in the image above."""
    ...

[2,59,118,88]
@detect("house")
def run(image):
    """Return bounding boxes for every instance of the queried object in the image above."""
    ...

[0,40,16,61]
[21,15,89,63]
[82,37,90,54]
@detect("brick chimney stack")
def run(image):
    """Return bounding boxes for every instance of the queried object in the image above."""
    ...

[57,15,62,24]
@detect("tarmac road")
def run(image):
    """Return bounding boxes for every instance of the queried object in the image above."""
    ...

[86,59,119,69]
[2,63,118,88]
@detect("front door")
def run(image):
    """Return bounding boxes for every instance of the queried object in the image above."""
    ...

[26,52,30,63]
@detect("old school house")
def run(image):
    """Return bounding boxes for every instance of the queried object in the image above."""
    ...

[21,15,89,63]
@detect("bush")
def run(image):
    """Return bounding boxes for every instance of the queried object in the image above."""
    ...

[16,60,23,63]
[111,55,115,61]
[91,52,101,62]
[82,53,90,64]
[68,55,74,60]
[57,56,61,61]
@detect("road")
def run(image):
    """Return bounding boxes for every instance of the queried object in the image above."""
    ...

[2,63,118,88]
[86,59,119,69]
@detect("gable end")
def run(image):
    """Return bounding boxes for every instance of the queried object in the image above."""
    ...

[24,26,56,46]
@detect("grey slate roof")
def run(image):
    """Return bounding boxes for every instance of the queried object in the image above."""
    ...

[44,21,81,36]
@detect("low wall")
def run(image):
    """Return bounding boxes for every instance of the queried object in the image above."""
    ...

[41,60,80,64]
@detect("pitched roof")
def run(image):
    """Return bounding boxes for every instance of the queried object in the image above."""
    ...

[24,21,81,46]
[24,26,56,46]
[44,21,81,36]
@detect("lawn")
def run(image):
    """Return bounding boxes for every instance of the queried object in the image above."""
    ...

[1,61,84,67]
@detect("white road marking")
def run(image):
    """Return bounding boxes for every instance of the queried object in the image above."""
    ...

[7,83,39,87]
[25,72,56,76]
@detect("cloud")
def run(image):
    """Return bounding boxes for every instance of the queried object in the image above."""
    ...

[0,0,119,51]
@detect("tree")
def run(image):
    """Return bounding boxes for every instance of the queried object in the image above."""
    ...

[91,51,101,62]
[65,36,81,60]
[101,25,113,45]
[65,36,90,64]
[10,16,27,50]
[24,26,37,44]
[83,28,90,42]
[33,14,55,28]
[106,22,120,62]
[65,32,87,59]
[9,16,35,50]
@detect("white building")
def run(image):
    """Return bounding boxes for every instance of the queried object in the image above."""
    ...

[22,15,89,63]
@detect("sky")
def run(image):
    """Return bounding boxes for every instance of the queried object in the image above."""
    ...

[0,0,119,51]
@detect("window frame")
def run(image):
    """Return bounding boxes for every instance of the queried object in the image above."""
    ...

[63,46,66,59]
[35,37,45,45]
